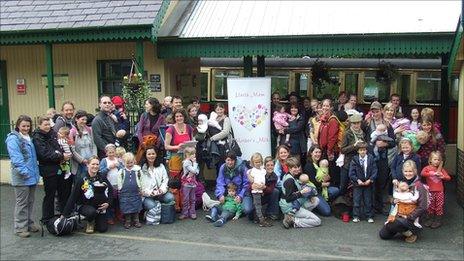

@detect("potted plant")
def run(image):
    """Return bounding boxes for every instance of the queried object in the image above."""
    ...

[122,61,151,114]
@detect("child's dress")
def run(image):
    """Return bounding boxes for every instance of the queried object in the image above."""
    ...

[118,167,142,215]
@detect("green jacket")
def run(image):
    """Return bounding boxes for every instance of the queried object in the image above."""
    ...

[222,195,242,216]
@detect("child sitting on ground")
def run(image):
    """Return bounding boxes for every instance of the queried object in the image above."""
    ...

[315,159,330,201]
[205,183,242,227]
[57,126,73,179]
[247,153,272,227]
[180,146,199,220]
[387,181,421,227]
[273,104,292,146]
[289,173,318,215]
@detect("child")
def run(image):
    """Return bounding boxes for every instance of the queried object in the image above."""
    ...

[387,181,421,227]
[206,183,242,227]
[180,146,199,220]
[208,111,222,131]
[247,153,271,227]
[195,114,208,141]
[391,138,421,185]
[349,141,377,223]
[409,108,420,133]
[392,111,411,132]
[263,156,279,220]
[46,108,57,127]
[99,144,123,224]
[273,104,292,146]
[370,123,393,160]
[57,126,72,179]
[315,159,330,201]
[289,173,318,215]
[117,152,143,229]
[421,151,451,228]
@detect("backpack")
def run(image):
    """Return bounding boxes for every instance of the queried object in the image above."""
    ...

[416,181,431,209]
[42,215,80,236]
[329,115,346,150]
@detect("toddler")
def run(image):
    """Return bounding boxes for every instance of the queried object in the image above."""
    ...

[117,152,143,229]
[247,153,271,227]
[409,108,420,132]
[46,108,57,127]
[289,174,317,215]
[273,104,292,146]
[57,126,73,179]
[421,151,451,229]
[206,183,242,227]
[387,181,421,227]
[195,114,208,141]
[99,144,123,224]
[392,112,411,132]
[370,123,392,159]
[315,159,330,201]
[180,147,199,220]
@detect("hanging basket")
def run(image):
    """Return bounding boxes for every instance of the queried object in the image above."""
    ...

[122,58,151,114]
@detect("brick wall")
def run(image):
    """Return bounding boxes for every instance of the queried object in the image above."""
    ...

[457,149,464,208]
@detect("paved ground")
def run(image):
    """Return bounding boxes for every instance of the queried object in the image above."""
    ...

[0,182,462,260]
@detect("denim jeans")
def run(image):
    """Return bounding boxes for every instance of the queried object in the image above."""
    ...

[353,185,373,218]
[314,186,340,217]
[211,206,234,223]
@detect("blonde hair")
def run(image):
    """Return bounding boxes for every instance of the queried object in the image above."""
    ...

[421,107,434,120]
[115,147,126,158]
[286,156,300,169]
[122,152,135,164]
[402,160,417,175]
[383,102,395,112]
[416,130,429,143]
[183,146,196,159]
[428,151,443,164]
[250,152,263,168]
[58,126,70,136]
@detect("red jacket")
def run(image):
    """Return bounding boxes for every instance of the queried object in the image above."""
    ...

[421,165,451,192]
[318,114,339,156]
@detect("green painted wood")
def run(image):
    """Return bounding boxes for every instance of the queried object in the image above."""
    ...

[45,43,55,109]
[448,19,463,78]
[136,40,145,74]
[257,55,265,77]
[0,60,10,157]
[151,0,171,43]
[243,56,252,77]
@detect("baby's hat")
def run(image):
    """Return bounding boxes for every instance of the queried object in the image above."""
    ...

[197,114,208,133]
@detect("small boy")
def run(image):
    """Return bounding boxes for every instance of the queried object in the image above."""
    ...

[57,126,73,179]
[205,183,242,227]
[370,124,393,160]
[349,141,378,223]
[289,174,318,215]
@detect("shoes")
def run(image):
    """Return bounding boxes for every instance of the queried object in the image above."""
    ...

[124,220,131,229]
[178,214,187,220]
[430,215,442,229]
[16,231,30,238]
[107,219,115,225]
[282,214,295,229]
[367,218,374,223]
[288,209,297,216]
[133,220,142,228]
[423,214,434,227]
[268,215,279,221]
[190,214,197,220]
[352,217,360,223]
[86,222,95,234]
[402,230,413,237]
[213,219,225,227]
[28,225,40,233]
[405,234,418,243]
[205,215,217,222]
[258,218,273,227]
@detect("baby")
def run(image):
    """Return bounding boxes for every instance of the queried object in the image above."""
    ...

[416,130,429,146]
[289,174,317,215]
[195,114,208,141]
[208,111,222,130]
[370,124,392,159]
[273,104,292,146]
[316,159,330,201]
[57,126,73,179]
[387,181,421,227]
[392,112,411,132]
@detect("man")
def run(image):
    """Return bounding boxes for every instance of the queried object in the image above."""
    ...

[390,93,402,114]
[92,96,117,158]
[165,95,183,124]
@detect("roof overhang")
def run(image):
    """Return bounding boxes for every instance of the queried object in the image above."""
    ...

[448,17,464,78]
[157,32,454,59]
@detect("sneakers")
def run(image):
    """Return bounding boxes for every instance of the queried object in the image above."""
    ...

[213,219,225,227]
[402,230,413,237]
[15,231,30,238]
[178,214,187,220]
[352,217,360,223]
[86,222,95,234]
[423,214,434,227]
[367,218,374,223]
[430,215,442,229]
[190,214,197,220]
[205,215,216,223]
[28,225,40,233]
[405,234,418,243]
[282,214,295,229]
[124,220,131,229]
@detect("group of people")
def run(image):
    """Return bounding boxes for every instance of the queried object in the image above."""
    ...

[6,90,450,244]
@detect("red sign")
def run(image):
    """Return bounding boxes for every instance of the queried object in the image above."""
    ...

[16,79,26,95]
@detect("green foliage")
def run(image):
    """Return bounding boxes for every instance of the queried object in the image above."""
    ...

[311,59,340,97]
[122,73,151,113]
[375,61,399,86]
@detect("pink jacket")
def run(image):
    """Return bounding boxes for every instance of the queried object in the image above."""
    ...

[273,111,291,130]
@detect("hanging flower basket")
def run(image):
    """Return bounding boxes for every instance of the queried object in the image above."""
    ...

[376,61,399,86]
[122,63,151,113]
[311,59,340,95]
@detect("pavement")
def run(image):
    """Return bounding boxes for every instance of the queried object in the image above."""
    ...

[0,182,463,260]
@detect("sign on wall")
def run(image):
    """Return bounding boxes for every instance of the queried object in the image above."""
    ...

[227,78,271,160]
[16,79,26,95]
[150,74,161,92]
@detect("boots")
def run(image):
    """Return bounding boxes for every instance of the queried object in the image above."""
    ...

[85,221,94,234]
[430,215,442,229]
[423,214,434,227]
[124,214,131,229]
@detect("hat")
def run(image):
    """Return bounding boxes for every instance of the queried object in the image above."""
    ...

[349,114,363,123]
[111,96,124,107]
[345,109,363,117]
[370,101,382,110]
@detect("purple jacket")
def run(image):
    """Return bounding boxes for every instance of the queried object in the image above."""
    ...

[215,159,249,199]
[136,112,165,143]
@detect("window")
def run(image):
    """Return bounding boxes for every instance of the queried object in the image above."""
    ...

[363,71,390,102]
[295,73,309,98]
[267,70,290,99]
[312,71,340,100]
[344,73,358,96]
[450,76,459,102]
[98,60,131,97]
[397,74,411,104]
[416,72,441,103]
[213,70,240,100]
[200,72,209,102]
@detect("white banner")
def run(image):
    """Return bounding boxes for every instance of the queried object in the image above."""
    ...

[227,78,272,160]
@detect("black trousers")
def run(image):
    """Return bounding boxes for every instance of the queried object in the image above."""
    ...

[379,218,418,240]
[374,158,391,213]
[42,174,72,220]
[79,205,108,233]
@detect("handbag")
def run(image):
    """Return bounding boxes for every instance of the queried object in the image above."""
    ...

[225,129,242,157]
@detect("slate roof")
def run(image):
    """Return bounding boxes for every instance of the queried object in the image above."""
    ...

[0,0,162,32]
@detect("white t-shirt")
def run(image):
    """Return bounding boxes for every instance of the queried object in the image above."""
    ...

[249,167,266,194]
[106,158,120,186]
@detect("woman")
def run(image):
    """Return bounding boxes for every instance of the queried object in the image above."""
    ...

[164,108,194,211]
[140,146,175,224]
[32,116,72,221]
[274,145,290,189]
[53,101,75,132]
[379,160,427,243]
[280,157,321,228]
[209,103,232,169]
[281,104,307,163]
[383,102,406,139]
[69,110,97,179]
[334,91,348,112]
[185,103,199,128]
[136,98,165,154]
[62,156,112,233]
[417,117,446,168]
[215,151,253,218]
[6,115,41,238]
[339,114,367,195]
[303,145,340,216]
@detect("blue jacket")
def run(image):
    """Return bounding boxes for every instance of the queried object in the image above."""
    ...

[390,153,421,181]
[215,158,249,199]
[5,131,40,186]
[349,154,378,185]
[99,157,123,180]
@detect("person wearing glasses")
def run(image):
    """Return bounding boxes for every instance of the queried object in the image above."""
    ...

[92,96,117,159]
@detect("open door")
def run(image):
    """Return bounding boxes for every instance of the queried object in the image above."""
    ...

[0,61,10,157]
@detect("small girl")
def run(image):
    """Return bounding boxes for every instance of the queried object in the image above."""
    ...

[247,153,271,227]
[99,144,123,224]
[421,151,451,229]
[57,126,73,179]
[180,146,199,220]
[273,104,292,146]
[117,152,143,229]
[409,108,420,133]
[315,159,330,201]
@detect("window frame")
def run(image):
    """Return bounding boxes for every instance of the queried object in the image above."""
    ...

[97,59,132,97]
[413,70,442,105]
